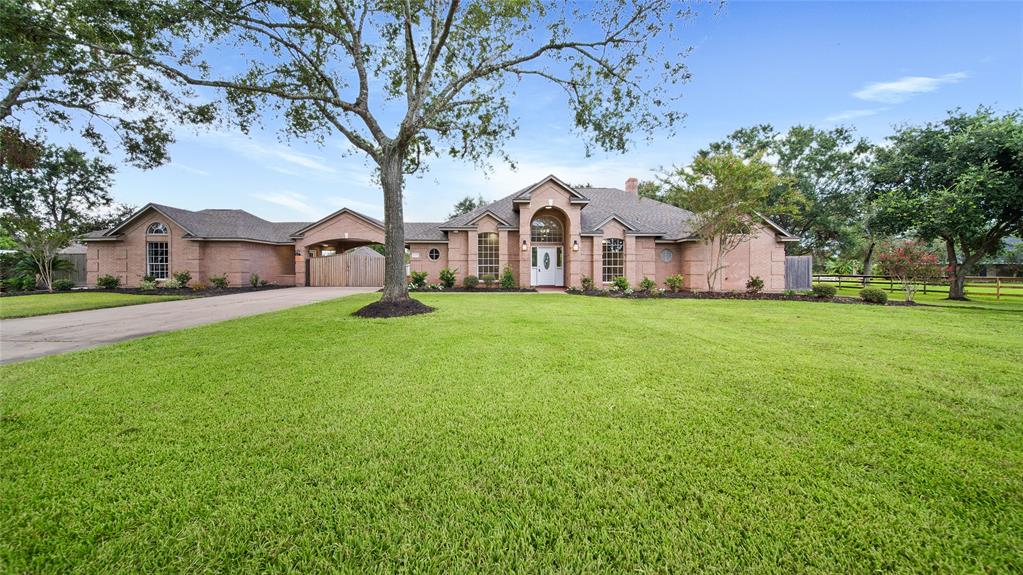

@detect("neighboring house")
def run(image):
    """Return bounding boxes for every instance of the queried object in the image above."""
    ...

[81,175,797,290]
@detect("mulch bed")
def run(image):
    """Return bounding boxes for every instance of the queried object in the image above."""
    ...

[407,287,538,293]
[568,289,920,306]
[353,298,435,318]
[0,285,293,298]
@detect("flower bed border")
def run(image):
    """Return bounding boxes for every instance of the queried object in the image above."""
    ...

[0,285,293,298]
[566,289,920,306]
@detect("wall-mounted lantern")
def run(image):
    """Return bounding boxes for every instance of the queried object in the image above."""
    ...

[521,239,528,251]
[572,239,579,252]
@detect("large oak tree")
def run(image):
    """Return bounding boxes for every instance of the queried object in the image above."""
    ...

[89,0,698,309]
[870,107,1023,300]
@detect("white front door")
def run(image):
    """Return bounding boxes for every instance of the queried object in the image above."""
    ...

[532,246,564,286]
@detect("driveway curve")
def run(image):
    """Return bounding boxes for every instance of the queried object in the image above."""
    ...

[0,287,374,364]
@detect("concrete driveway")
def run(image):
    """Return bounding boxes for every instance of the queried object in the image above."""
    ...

[0,287,375,364]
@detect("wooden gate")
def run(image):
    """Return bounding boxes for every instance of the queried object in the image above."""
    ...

[785,255,812,290]
[307,250,384,287]
[55,253,87,286]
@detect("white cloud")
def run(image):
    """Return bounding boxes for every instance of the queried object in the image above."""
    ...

[324,196,384,218]
[251,190,321,218]
[824,108,886,123]
[169,162,210,176]
[853,72,968,104]
[202,131,338,174]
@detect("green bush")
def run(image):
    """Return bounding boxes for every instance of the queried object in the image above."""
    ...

[139,279,157,291]
[746,276,765,294]
[172,270,192,286]
[581,276,595,291]
[665,274,684,292]
[859,287,888,304]
[96,274,120,289]
[52,279,75,291]
[811,283,837,298]
[210,274,230,289]
[142,274,156,283]
[463,275,479,289]
[162,278,182,289]
[611,276,630,292]
[639,277,656,292]
[481,274,496,288]
[439,268,457,289]
[409,271,428,289]
[259,279,270,287]
[500,266,516,289]
[249,273,260,287]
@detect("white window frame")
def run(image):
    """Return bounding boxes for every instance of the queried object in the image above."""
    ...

[146,241,169,279]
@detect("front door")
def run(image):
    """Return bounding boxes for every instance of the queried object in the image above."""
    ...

[531,246,564,286]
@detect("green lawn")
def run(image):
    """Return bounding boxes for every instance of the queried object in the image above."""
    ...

[824,284,1023,312]
[2,294,1021,573]
[0,292,186,319]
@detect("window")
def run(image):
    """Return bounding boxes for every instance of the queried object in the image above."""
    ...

[428,248,441,261]
[530,216,563,243]
[146,241,169,279]
[660,248,673,263]
[602,238,624,283]
[477,232,499,277]
[147,222,168,235]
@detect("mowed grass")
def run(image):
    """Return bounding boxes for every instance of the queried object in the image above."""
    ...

[1,294,1021,573]
[0,292,186,319]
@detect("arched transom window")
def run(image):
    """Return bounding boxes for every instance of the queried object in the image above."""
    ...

[530,215,563,243]
[147,222,168,235]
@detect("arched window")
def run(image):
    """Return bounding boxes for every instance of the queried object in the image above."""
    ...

[530,216,563,243]
[147,222,168,235]
[602,238,624,283]
[477,233,499,277]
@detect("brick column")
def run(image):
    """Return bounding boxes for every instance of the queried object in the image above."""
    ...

[498,229,509,278]
[517,205,533,287]
[593,236,603,284]
[625,235,638,285]
[467,230,478,278]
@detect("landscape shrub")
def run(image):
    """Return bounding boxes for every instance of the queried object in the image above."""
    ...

[6,275,36,291]
[172,270,192,286]
[52,279,75,291]
[438,268,457,288]
[811,283,837,298]
[142,275,156,283]
[566,286,582,294]
[139,279,157,291]
[210,274,230,289]
[581,276,595,291]
[409,271,428,289]
[500,266,516,289]
[664,274,684,292]
[162,278,182,289]
[878,241,941,302]
[463,275,479,289]
[783,289,796,296]
[746,276,765,294]
[191,281,208,291]
[249,273,260,287]
[610,276,630,292]
[96,274,120,289]
[259,279,270,287]
[639,277,656,292]
[481,274,496,288]
[859,287,888,304]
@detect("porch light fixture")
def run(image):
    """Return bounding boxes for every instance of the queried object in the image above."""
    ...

[572,239,579,252]
[521,239,528,251]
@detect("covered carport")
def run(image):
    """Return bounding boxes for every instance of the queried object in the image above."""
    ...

[289,208,386,287]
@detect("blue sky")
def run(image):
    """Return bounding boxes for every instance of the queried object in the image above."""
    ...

[110,1,1022,224]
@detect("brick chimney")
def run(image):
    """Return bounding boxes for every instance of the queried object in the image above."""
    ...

[625,177,639,195]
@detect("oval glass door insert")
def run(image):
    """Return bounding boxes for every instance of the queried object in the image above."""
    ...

[543,252,551,270]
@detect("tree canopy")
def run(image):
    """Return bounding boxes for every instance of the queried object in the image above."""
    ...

[449,194,484,218]
[0,0,214,168]
[0,141,115,290]
[870,107,1023,299]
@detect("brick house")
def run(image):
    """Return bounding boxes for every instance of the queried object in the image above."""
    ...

[81,175,797,290]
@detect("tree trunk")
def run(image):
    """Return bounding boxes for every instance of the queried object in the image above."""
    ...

[379,152,409,303]
[945,238,968,300]
[861,241,876,285]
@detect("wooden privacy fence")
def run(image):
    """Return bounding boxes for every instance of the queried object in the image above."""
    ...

[813,274,1023,300]
[785,256,812,290]
[54,253,87,286]
[307,251,384,287]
